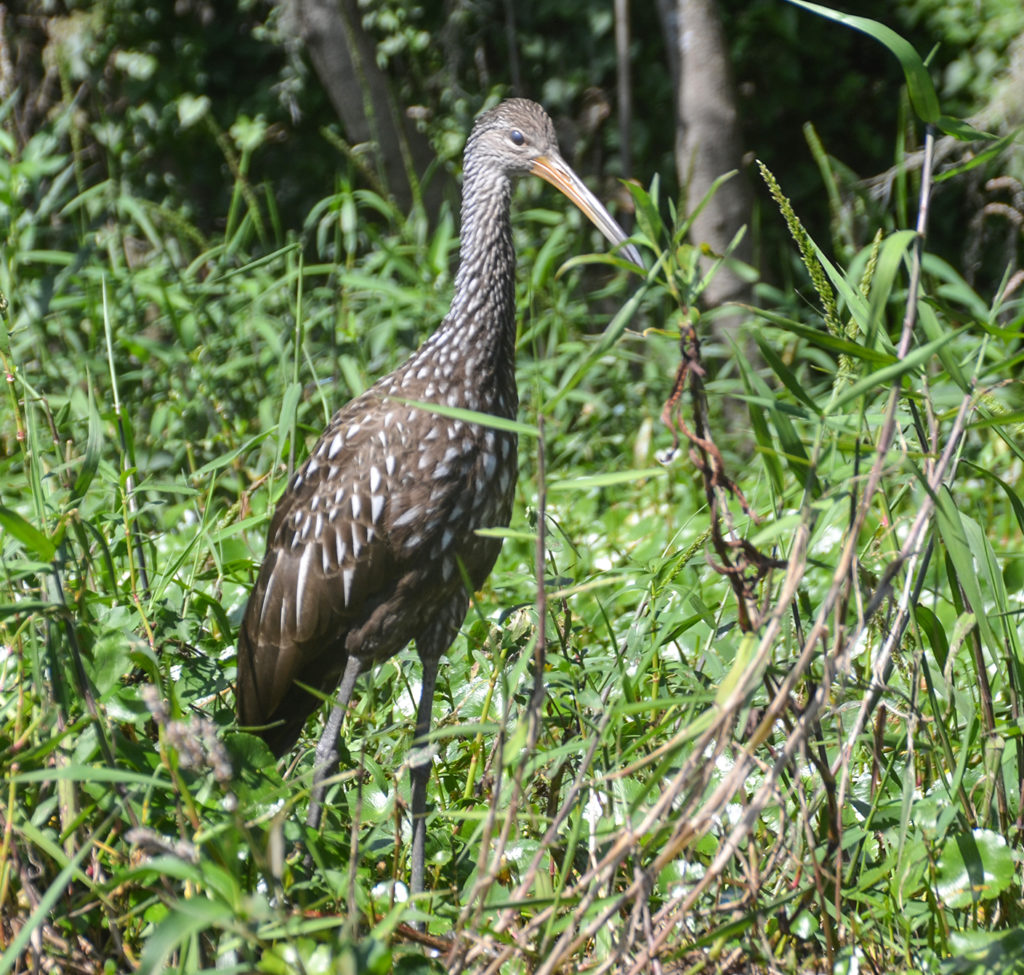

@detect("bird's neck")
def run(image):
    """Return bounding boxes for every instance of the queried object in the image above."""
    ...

[414,166,517,407]
[451,165,516,315]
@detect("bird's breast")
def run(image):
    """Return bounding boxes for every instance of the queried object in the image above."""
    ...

[291,389,519,589]
[385,406,518,590]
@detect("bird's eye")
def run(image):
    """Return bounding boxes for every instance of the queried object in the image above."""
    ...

[510,129,525,146]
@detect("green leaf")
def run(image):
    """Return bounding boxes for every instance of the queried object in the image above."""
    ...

[70,390,103,503]
[191,430,271,479]
[916,300,968,391]
[959,509,1021,662]
[742,355,821,495]
[113,49,157,81]
[545,280,650,410]
[474,527,537,541]
[783,0,992,141]
[547,468,668,492]
[1004,557,1024,596]
[736,353,785,497]
[626,174,665,249]
[865,229,918,342]
[278,379,302,457]
[946,928,1024,975]
[396,398,540,438]
[826,328,958,414]
[934,488,1000,660]
[716,632,760,704]
[935,132,1018,182]
[12,765,171,789]
[935,115,998,143]
[754,334,822,415]
[177,93,211,129]
[0,506,56,561]
[749,512,806,549]
[935,829,1015,908]
[784,0,940,123]
[914,604,949,670]
[748,305,892,364]
[137,896,235,974]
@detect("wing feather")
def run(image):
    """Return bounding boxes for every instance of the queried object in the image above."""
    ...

[236,388,517,755]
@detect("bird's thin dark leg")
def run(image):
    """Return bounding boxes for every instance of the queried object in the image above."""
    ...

[307,654,363,830]
[410,652,440,905]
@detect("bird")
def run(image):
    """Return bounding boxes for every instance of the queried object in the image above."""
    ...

[236,97,640,901]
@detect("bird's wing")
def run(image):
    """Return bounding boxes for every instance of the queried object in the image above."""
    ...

[236,391,472,734]
[237,391,399,714]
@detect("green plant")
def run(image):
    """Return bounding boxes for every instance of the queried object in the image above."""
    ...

[3,4,1023,972]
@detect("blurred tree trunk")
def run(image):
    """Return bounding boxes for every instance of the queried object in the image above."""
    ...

[673,0,755,320]
[614,0,633,181]
[285,0,444,220]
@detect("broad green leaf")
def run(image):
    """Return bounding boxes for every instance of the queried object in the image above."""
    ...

[865,229,918,343]
[737,355,785,497]
[960,509,1022,663]
[626,174,664,249]
[716,632,759,705]
[0,506,56,561]
[749,512,805,549]
[278,379,302,457]
[915,300,968,391]
[921,252,992,322]
[936,829,1015,908]
[474,526,537,541]
[13,765,171,789]
[935,132,1019,182]
[914,604,949,670]
[754,335,822,415]
[946,928,1024,975]
[191,430,271,479]
[744,354,821,495]
[123,855,204,886]
[176,92,211,128]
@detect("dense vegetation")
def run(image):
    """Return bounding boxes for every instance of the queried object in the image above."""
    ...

[2,1,1023,972]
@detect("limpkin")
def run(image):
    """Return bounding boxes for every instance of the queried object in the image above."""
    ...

[236,98,640,899]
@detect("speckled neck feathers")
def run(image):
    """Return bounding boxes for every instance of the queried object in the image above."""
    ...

[397,146,518,419]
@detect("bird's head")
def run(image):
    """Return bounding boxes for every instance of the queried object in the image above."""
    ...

[468,98,561,177]
[466,98,642,267]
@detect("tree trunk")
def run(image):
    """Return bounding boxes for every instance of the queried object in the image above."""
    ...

[614,0,633,181]
[674,0,755,320]
[286,0,444,220]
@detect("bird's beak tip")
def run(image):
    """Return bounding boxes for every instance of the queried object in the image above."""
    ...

[531,154,643,271]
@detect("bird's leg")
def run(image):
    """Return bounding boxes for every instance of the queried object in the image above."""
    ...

[410,651,440,908]
[307,654,363,830]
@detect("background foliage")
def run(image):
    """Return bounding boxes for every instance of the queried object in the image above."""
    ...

[2,0,1023,972]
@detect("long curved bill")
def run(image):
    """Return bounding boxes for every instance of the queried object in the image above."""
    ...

[531,153,643,268]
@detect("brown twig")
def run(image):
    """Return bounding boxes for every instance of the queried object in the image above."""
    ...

[661,318,785,631]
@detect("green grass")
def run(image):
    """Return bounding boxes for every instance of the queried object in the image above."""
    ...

[3,88,1024,975]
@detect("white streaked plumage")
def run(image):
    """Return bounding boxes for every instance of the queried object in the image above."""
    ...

[235,99,638,909]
